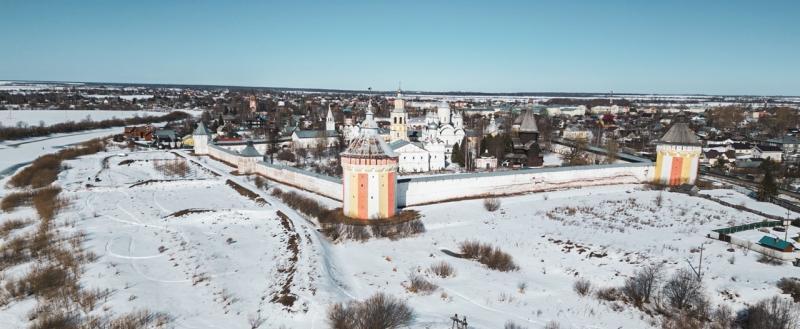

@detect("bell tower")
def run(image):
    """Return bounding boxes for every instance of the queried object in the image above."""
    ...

[390,87,408,141]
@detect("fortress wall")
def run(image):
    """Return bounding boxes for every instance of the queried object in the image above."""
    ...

[207,144,242,166]
[203,143,654,207]
[252,161,343,201]
[397,163,654,206]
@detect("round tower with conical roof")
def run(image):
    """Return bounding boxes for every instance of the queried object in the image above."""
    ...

[341,102,399,219]
[654,116,701,186]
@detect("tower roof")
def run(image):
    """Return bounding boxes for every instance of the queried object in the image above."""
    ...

[342,102,397,159]
[193,122,212,135]
[518,109,539,132]
[239,140,261,157]
[659,122,700,146]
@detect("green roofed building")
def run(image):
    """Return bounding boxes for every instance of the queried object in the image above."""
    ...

[758,236,795,252]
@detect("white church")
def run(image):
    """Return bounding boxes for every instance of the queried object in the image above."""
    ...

[385,90,466,173]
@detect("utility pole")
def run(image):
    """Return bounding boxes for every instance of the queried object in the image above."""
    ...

[686,241,709,281]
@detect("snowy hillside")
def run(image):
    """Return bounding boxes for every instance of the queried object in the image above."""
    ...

[1,145,798,328]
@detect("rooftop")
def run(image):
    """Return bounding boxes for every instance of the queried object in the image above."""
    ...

[659,122,700,146]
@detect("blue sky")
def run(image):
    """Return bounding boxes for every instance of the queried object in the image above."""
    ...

[1,1,798,95]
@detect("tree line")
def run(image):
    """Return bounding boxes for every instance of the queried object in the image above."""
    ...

[0,111,189,141]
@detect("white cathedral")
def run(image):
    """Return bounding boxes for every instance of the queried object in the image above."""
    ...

[386,90,466,173]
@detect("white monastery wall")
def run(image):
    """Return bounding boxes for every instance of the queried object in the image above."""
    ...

[397,163,653,206]
[252,161,342,201]
[202,142,655,207]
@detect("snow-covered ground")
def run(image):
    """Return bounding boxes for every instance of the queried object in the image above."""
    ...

[542,152,563,167]
[1,145,798,328]
[0,127,122,183]
[0,109,164,127]
[700,189,800,219]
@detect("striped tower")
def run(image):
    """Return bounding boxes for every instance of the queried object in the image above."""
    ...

[654,119,701,186]
[341,103,399,219]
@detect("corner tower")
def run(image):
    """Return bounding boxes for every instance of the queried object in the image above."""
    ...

[390,88,408,141]
[654,117,701,186]
[341,102,399,219]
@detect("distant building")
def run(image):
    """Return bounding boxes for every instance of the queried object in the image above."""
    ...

[249,95,258,112]
[505,109,543,167]
[475,154,498,170]
[753,144,783,162]
[291,130,339,149]
[124,125,154,141]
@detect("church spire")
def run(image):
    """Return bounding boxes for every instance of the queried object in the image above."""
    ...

[325,104,335,131]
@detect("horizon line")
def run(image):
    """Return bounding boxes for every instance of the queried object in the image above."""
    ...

[1,78,797,98]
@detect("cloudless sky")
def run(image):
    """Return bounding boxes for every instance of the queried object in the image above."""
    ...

[1,0,798,95]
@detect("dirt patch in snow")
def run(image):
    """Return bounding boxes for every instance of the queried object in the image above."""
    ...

[163,208,216,218]
[271,210,300,309]
[224,179,268,205]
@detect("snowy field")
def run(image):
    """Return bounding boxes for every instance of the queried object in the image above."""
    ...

[0,110,164,127]
[1,145,798,328]
[0,127,122,183]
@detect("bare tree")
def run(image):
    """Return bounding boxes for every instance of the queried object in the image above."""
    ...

[623,263,664,305]
[661,269,706,313]
[742,296,800,329]
[604,138,619,164]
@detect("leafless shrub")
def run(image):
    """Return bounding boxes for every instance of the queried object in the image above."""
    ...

[370,220,425,240]
[574,278,592,296]
[248,313,266,329]
[32,186,66,221]
[544,321,561,329]
[76,288,110,314]
[28,306,80,329]
[9,138,107,188]
[0,218,30,238]
[595,287,621,302]
[407,274,438,294]
[777,277,800,302]
[483,197,501,212]
[106,309,171,329]
[660,311,705,329]
[1,191,33,212]
[253,175,268,190]
[21,264,79,299]
[505,321,528,329]
[623,263,664,306]
[661,269,707,314]
[428,261,455,278]
[741,296,800,329]
[458,240,518,272]
[153,159,190,177]
[655,192,664,208]
[327,292,415,329]
[271,188,328,219]
[709,304,734,329]
[0,233,33,268]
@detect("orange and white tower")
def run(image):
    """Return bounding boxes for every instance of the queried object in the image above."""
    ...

[654,117,701,186]
[341,102,399,219]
